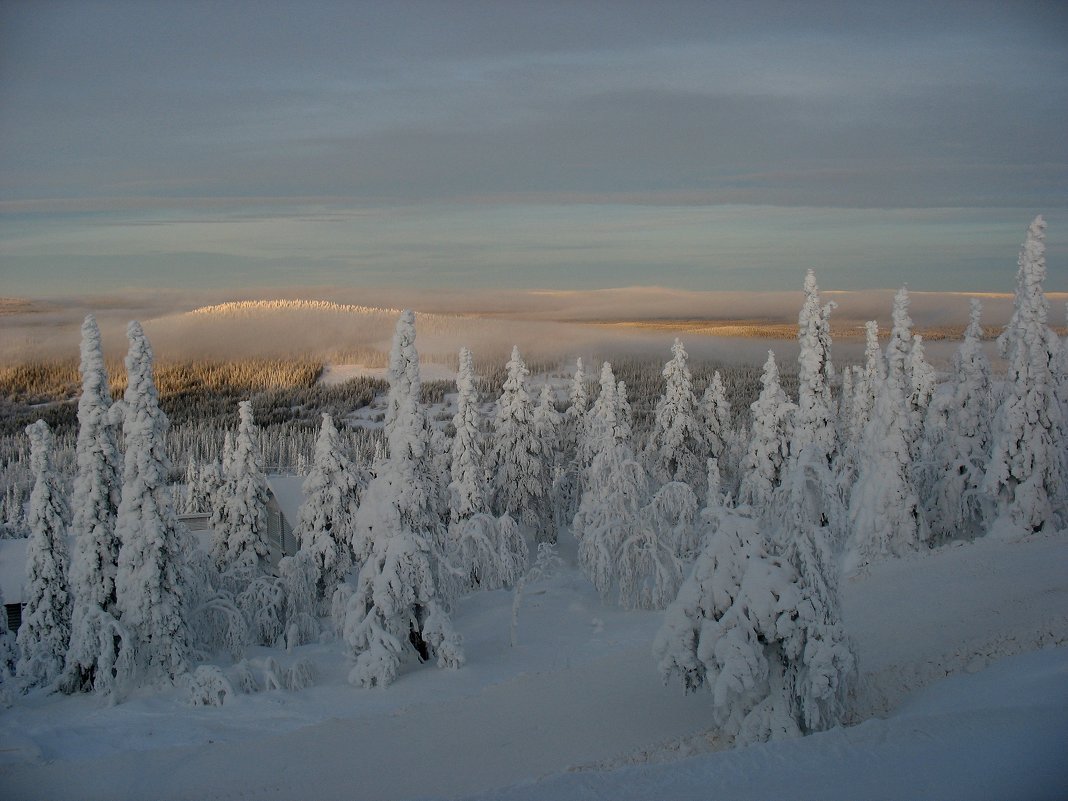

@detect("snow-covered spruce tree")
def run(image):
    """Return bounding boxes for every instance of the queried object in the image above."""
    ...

[491,346,550,540]
[211,401,270,572]
[699,370,732,464]
[554,358,590,532]
[343,313,463,687]
[738,351,796,512]
[16,421,72,688]
[653,510,811,743]
[114,321,190,683]
[985,216,1067,532]
[580,362,619,470]
[449,347,487,525]
[575,379,679,609]
[182,457,200,514]
[772,454,857,731]
[793,269,837,463]
[846,324,925,570]
[447,347,527,592]
[533,383,561,541]
[646,339,705,490]
[61,315,131,695]
[924,299,993,541]
[642,480,700,563]
[885,287,932,464]
[777,271,843,554]
[295,413,360,609]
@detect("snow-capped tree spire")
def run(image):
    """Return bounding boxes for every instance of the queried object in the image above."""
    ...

[16,420,72,688]
[62,315,131,695]
[738,351,796,511]
[449,347,488,524]
[794,269,837,461]
[114,321,190,682]
[343,312,463,687]
[212,400,270,572]
[984,216,1067,531]
[647,338,705,489]
[296,413,361,607]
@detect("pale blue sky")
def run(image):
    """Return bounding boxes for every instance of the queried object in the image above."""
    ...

[1,1,1066,297]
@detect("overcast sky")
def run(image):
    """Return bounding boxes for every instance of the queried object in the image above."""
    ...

[1,0,1066,298]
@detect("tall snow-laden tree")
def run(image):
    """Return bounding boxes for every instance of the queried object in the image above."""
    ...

[491,346,550,539]
[738,351,796,511]
[574,381,677,608]
[847,324,925,570]
[699,370,732,462]
[114,321,190,682]
[532,382,562,543]
[985,216,1067,532]
[17,421,72,688]
[62,315,131,695]
[555,358,590,531]
[448,347,488,524]
[296,413,360,608]
[654,506,853,744]
[448,348,527,591]
[343,312,463,687]
[793,269,837,462]
[212,401,270,572]
[923,299,993,541]
[647,339,705,489]
[580,362,619,469]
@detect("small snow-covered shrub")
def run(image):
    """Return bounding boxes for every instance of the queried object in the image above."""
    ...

[286,657,315,691]
[188,665,234,707]
[262,656,284,691]
[232,659,258,694]
[238,575,288,647]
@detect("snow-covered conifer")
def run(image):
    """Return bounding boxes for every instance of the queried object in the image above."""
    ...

[984,216,1067,531]
[62,315,130,695]
[343,313,463,687]
[647,339,705,489]
[847,326,924,569]
[554,358,590,531]
[793,270,837,462]
[491,346,550,538]
[699,370,732,462]
[212,401,270,572]
[738,351,796,511]
[114,322,190,682]
[16,421,72,687]
[654,506,853,743]
[448,347,487,524]
[295,413,360,607]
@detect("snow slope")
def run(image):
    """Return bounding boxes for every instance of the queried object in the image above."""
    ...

[0,532,1065,801]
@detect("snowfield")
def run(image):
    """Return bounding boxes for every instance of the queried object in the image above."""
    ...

[1,529,1065,801]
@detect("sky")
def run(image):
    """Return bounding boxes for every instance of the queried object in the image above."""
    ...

[1,0,1066,300]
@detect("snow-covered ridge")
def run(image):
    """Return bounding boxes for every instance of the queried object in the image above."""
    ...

[187,300,404,317]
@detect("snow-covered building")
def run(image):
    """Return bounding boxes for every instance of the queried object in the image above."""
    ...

[0,538,29,630]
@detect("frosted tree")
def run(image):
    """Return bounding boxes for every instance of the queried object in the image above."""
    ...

[16,421,72,688]
[847,327,925,570]
[985,216,1067,532]
[647,339,705,489]
[343,313,463,687]
[554,358,590,531]
[295,413,360,608]
[448,348,527,591]
[580,362,619,469]
[654,507,853,744]
[491,346,550,539]
[114,322,190,682]
[738,351,796,511]
[699,370,732,463]
[642,480,700,562]
[922,300,993,541]
[62,315,132,695]
[793,269,837,463]
[448,347,488,524]
[182,457,200,514]
[212,401,270,572]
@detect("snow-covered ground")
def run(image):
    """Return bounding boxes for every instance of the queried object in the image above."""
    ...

[1,531,1065,801]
